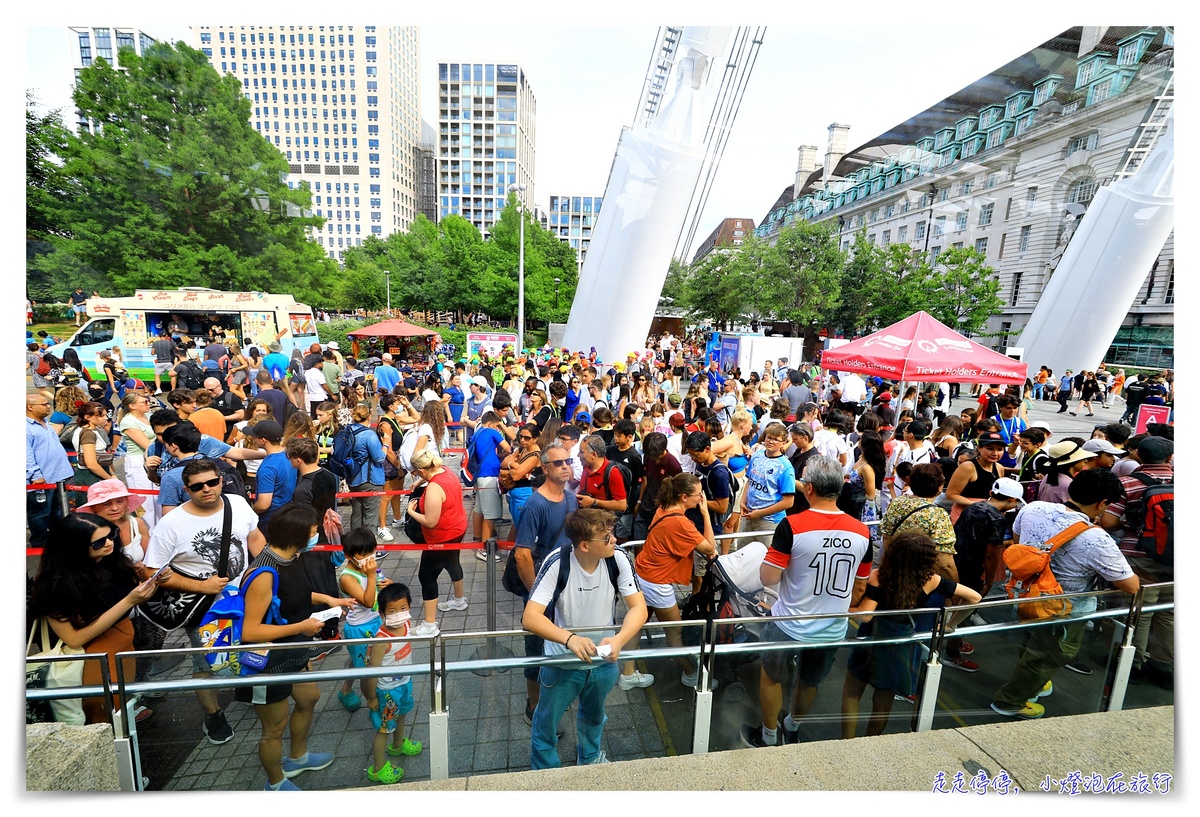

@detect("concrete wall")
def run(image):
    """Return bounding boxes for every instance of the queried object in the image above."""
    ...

[26,722,120,791]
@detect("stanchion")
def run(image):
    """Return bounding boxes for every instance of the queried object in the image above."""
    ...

[470,536,514,676]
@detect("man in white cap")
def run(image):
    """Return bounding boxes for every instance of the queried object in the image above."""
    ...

[1081,438,1122,470]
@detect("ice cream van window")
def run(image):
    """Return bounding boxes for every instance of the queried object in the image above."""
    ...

[289,313,316,336]
[72,318,115,346]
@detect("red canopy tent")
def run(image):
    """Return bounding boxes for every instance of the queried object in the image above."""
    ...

[820,312,1028,385]
[346,319,437,338]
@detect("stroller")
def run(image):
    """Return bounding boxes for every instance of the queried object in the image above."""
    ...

[681,543,777,668]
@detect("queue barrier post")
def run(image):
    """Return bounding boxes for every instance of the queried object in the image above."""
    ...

[470,536,514,676]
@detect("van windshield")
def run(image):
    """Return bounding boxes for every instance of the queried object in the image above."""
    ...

[72,318,115,347]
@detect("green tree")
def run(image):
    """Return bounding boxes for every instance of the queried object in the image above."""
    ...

[681,249,753,330]
[926,246,1005,334]
[43,42,337,301]
[749,224,844,331]
[827,230,886,337]
[26,92,73,243]
[659,257,689,307]
[866,240,941,328]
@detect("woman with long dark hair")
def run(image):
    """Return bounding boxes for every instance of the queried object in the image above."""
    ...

[28,512,165,723]
[849,430,886,554]
[841,532,980,738]
[73,400,116,488]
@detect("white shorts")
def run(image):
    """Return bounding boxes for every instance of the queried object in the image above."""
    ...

[637,576,686,609]
[153,361,173,375]
[474,476,502,520]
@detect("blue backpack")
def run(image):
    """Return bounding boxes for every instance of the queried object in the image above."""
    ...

[328,424,374,481]
[197,566,284,677]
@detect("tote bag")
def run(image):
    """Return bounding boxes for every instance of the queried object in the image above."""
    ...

[26,618,87,725]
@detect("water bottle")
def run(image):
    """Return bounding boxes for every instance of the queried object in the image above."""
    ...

[375,565,385,584]
[35,489,46,504]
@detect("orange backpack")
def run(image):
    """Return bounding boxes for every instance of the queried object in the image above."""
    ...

[1003,520,1092,621]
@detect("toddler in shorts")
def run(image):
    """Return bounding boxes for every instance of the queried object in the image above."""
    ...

[364,582,423,784]
[337,528,388,712]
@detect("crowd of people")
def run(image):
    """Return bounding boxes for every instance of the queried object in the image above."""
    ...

[25,325,1174,784]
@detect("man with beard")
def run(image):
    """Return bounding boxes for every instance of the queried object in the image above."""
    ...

[143,458,266,746]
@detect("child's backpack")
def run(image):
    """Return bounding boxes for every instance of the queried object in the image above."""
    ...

[459,433,480,487]
[328,424,374,481]
[35,355,50,377]
[1003,520,1091,621]
[197,566,283,677]
[1127,473,1174,566]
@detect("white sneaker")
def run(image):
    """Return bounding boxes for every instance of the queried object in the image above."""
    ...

[681,670,719,690]
[375,526,394,542]
[411,620,440,638]
[474,549,502,562]
[967,612,987,627]
[437,596,468,612]
[617,671,655,690]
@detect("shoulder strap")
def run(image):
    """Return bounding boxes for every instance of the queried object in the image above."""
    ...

[1044,520,1093,554]
[601,461,615,501]
[546,543,572,616]
[891,502,936,531]
[217,495,233,578]
[647,510,685,535]
[1131,471,1163,488]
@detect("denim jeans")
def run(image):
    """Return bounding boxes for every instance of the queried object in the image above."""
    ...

[26,483,64,551]
[506,486,533,532]
[531,660,619,769]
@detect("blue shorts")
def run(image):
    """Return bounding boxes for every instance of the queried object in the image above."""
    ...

[343,616,381,668]
[377,681,414,732]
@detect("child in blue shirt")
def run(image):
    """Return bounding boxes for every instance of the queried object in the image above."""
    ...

[337,528,388,712]
[364,583,423,784]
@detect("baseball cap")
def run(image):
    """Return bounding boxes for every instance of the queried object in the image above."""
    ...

[975,431,1007,447]
[990,477,1025,504]
[1137,436,1173,464]
[246,420,284,443]
[667,393,682,406]
[1082,439,1122,456]
[470,375,489,389]
[327,341,339,351]
[668,413,686,429]
[575,411,592,425]
[878,391,893,402]
[1026,421,1052,434]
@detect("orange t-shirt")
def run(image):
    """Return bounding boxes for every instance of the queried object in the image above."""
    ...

[1036,371,1048,384]
[189,407,228,442]
[635,509,705,586]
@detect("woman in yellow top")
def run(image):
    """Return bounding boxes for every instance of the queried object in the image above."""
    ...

[634,473,717,688]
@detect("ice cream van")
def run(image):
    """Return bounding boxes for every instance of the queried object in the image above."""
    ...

[47,288,319,380]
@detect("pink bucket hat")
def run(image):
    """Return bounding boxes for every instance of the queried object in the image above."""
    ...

[78,479,145,513]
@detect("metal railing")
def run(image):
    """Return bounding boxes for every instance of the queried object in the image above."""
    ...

[28,577,1173,791]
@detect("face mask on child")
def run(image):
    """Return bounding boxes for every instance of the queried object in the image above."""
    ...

[385,611,411,628]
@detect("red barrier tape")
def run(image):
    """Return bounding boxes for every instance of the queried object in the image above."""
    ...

[31,484,479,498]
[28,540,517,558]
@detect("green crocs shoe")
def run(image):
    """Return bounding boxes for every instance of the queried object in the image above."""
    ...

[387,738,423,757]
[366,761,404,784]
[338,690,363,712]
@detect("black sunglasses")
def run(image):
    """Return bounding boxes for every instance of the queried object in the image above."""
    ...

[186,477,222,492]
[90,534,115,551]
[547,458,575,468]
[519,433,535,441]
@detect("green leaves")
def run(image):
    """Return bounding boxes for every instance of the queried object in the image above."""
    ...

[28,41,335,300]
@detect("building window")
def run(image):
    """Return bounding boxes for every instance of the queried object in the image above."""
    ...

[915,221,926,241]
[975,237,988,255]
[985,172,999,189]
[933,216,946,237]
[961,180,973,196]
[897,225,908,243]
[1068,177,1097,205]
[1067,132,1099,155]
[956,212,968,231]
[1165,265,1174,304]
[979,203,994,226]
[930,246,942,264]
[1019,225,1032,252]
[1027,187,1038,203]
[882,230,891,246]
[1010,275,1022,306]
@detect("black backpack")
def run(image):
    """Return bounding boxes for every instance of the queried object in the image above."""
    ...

[178,360,207,391]
[837,477,867,521]
[328,424,375,481]
[599,460,638,515]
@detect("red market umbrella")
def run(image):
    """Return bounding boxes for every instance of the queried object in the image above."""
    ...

[346,319,437,338]
[820,312,1028,385]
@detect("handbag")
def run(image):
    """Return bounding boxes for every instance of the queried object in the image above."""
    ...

[138,497,233,633]
[404,484,427,544]
[26,618,86,725]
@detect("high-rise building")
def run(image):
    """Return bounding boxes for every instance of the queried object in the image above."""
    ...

[415,119,439,224]
[192,25,422,261]
[68,27,159,133]
[546,194,603,271]
[436,61,536,237]
[755,26,1174,368]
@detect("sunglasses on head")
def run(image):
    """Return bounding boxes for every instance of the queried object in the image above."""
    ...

[186,477,222,492]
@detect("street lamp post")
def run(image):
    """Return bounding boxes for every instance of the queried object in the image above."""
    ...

[383,269,391,315]
[508,184,528,352]
[554,277,561,311]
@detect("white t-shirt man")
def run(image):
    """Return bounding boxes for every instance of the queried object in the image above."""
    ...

[839,373,868,404]
[144,494,259,585]
[530,547,639,657]
[304,367,328,404]
[666,432,696,475]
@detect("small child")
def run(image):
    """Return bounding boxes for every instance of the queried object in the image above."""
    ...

[337,528,388,712]
[364,583,423,784]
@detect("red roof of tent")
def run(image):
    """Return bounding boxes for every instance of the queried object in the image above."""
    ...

[345,319,437,338]
[820,312,1028,385]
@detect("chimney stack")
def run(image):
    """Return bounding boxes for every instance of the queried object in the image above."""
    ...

[795,145,819,195]
[824,123,851,186]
